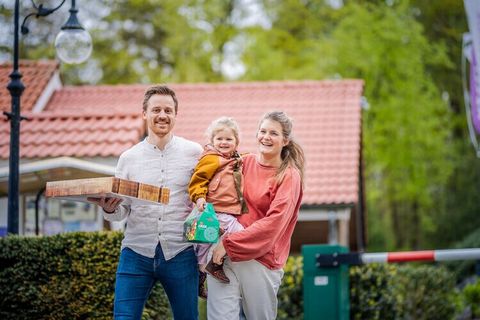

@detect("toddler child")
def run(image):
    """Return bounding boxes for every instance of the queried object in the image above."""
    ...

[188,117,248,299]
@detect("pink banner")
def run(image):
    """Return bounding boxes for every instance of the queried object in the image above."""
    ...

[469,48,480,133]
[465,0,480,134]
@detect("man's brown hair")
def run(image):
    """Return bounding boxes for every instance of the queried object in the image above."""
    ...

[143,85,178,113]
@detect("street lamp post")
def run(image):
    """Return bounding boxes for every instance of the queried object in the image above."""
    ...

[5,0,92,234]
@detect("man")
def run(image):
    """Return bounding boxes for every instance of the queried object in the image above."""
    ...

[89,85,202,320]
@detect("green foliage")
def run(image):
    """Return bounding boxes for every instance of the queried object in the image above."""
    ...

[1,0,238,84]
[393,265,457,319]
[88,0,233,84]
[408,0,467,112]
[1,0,479,259]
[277,255,303,320]
[277,256,458,320]
[328,3,454,250]
[0,232,170,320]
[350,264,398,319]
[241,1,460,251]
[353,263,458,320]
[406,4,480,246]
[432,148,480,249]
[198,298,207,320]
[0,238,463,319]
[462,278,480,318]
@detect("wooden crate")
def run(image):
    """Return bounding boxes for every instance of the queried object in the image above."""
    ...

[45,177,169,206]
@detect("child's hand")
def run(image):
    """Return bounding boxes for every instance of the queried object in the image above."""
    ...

[213,242,227,264]
[196,198,206,211]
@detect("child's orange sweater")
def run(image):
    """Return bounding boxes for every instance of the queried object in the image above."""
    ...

[189,145,243,215]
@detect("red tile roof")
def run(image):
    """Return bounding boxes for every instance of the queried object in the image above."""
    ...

[2,79,364,205]
[0,60,58,113]
[0,112,144,159]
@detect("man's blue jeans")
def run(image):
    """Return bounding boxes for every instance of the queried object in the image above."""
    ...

[113,244,198,320]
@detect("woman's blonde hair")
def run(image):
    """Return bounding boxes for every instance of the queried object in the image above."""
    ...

[206,116,240,146]
[258,111,305,185]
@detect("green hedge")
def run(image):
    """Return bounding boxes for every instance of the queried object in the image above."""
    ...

[0,232,170,320]
[350,264,397,319]
[393,265,457,319]
[452,278,480,319]
[282,260,458,320]
[277,255,303,319]
[0,232,461,319]
[462,278,480,317]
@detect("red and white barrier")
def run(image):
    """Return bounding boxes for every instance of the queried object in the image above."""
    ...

[361,248,480,264]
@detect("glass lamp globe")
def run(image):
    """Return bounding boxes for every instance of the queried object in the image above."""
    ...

[55,28,92,64]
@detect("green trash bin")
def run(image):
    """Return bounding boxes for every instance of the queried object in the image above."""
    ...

[302,244,350,320]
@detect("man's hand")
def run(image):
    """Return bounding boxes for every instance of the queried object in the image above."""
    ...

[212,241,227,264]
[87,197,123,213]
[196,198,206,211]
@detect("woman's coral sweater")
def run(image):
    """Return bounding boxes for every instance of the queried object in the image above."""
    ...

[223,154,303,270]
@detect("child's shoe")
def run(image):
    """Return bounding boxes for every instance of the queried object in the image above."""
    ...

[205,258,230,283]
[199,271,208,299]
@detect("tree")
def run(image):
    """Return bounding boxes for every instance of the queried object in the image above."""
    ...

[2,0,475,251]
[407,0,480,248]
[0,0,239,84]
[240,1,455,250]
[356,0,480,252]
[332,3,455,250]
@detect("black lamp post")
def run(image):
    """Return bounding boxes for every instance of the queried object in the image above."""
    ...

[5,0,92,234]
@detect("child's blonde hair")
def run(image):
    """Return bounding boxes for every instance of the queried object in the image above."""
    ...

[206,117,240,146]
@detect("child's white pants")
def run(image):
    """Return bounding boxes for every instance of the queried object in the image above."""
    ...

[196,213,244,264]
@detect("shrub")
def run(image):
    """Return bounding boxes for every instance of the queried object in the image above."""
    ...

[461,278,480,318]
[350,264,398,319]
[0,233,461,319]
[0,231,170,320]
[277,255,303,320]
[393,264,457,320]
[277,258,458,320]
[351,263,457,319]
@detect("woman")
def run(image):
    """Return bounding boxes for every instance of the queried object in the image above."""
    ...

[208,111,305,320]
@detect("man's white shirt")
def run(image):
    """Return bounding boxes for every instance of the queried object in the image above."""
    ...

[103,136,202,260]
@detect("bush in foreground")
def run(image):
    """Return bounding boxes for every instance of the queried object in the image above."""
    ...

[0,232,461,319]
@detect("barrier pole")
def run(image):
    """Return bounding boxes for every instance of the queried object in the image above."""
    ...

[306,246,480,320]
[316,248,480,267]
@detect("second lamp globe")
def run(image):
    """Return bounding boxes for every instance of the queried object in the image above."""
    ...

[55,28,92,64]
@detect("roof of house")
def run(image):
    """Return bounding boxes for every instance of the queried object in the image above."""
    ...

[0,60,58,113]
[68,81,361,205]
[0,66,364,206]
[0,112,144,158]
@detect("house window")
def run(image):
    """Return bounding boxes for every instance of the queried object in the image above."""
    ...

[24,194,100,236]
